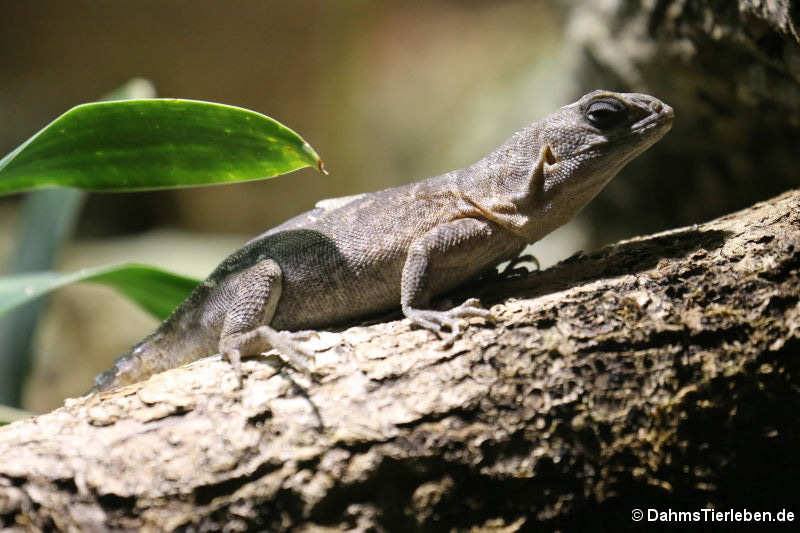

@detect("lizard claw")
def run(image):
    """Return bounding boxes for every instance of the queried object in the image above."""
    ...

[222,347,243,388]
[405,298,492,346]
[497,254,539,280]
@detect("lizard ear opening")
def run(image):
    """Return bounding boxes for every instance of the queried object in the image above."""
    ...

[543,144,557,168]
[531,143,555,194]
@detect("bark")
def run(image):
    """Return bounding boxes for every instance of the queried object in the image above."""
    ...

[563,0,800,242]
[1,190,799,532]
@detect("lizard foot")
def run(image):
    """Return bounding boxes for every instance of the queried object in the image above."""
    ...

[497,253,539,280]
[405,298,492,347]
[283,330,317,342]
[220,325,317,387]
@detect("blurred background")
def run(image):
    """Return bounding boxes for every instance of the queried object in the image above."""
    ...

[1,0,797,411]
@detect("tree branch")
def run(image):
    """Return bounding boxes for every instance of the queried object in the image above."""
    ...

[2,190,799,532]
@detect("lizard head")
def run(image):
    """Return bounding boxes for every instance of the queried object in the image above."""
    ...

[536,90,673,206]
[460,90,673,239]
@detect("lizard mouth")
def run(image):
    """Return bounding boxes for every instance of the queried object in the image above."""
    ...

[631,101,674,134]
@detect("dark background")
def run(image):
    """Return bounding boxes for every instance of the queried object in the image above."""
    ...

[2,0,795,411]
[1,1,575,410]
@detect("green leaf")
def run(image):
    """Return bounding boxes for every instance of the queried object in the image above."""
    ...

[0,264,200,321]
[0,99,325,194]
[0,79,159,407]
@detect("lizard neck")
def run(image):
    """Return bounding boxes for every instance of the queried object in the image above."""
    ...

[454,126,553,241]
[454,125,625,243]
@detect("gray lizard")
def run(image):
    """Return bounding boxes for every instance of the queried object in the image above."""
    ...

[93,90,674,392]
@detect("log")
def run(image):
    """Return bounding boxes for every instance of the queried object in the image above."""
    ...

[1,189,799,532]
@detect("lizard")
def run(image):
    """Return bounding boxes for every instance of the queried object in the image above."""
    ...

[93,90,674,392]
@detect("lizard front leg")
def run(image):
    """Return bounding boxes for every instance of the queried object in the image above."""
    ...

[401,218,520,345]
[218,259,312,384]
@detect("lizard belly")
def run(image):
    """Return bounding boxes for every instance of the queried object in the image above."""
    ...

[266,231,405,330]
[271,263,402,330]
[266,230,520,331]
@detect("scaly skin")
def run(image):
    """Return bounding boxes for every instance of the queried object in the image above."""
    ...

[94,90,674,391]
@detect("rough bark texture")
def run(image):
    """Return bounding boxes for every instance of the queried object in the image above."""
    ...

[1,189,799,532]
[564,0,800,241]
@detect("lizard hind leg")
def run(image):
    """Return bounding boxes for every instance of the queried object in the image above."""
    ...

[218,258,313,386]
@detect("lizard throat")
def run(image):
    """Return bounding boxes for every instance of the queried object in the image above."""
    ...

[458,192,533,240]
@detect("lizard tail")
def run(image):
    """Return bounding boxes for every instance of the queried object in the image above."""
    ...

[92,336,168,392]
[92,283,220,392]
[92,327,216,392]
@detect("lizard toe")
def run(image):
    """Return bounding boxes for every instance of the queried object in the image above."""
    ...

[446,298,493,319]
[221,347,243,388]
[406,310,445,333]
[497,254,539,280]
[284,330,316,341]
[405,299,492,342]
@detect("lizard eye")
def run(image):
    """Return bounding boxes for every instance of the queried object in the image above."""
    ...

[585,98,628,130]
